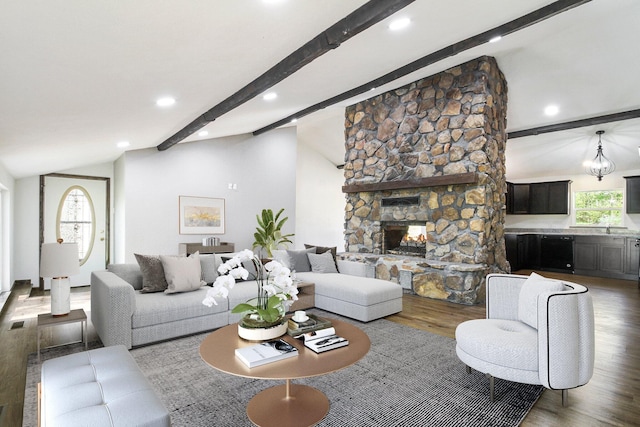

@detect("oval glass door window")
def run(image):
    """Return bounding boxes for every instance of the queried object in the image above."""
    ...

[56,186,96,266]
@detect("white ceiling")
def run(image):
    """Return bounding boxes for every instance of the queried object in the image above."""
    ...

[1,0,639,180]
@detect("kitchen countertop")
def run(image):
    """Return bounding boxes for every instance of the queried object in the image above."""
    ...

[505,228,640,238]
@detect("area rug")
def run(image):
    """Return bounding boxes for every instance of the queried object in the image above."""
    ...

[23,313,543,426]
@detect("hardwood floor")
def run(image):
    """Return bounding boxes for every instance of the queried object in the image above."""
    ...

[1,271,638,426]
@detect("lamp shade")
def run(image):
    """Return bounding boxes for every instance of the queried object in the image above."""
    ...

[40,242,80,278]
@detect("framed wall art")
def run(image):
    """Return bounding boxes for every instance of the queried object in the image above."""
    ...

[179,196,225,234]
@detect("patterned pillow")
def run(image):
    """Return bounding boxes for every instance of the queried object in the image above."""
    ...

[134,254,169,293]
[220,256,257,281]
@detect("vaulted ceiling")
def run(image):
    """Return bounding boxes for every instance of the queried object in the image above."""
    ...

[1,0,639,180]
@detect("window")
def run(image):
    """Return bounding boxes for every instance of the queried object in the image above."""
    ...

[56,186,95,266]
[574,190,623,226]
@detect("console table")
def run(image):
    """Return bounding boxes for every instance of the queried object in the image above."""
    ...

[178,242,234,256]
[199,318,370,427]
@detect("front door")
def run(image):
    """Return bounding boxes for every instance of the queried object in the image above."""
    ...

[41,174,110,288]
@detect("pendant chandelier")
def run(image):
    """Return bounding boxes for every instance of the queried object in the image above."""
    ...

[585,130,615,181]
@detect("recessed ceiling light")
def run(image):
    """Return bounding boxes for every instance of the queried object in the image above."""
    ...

[263,92,277,101]
[389,17,411,31]
[544,105,559,116]
[198,130,209,137]
[489,36,502,43]
[291,118,297,123]
[156,97,175,107]
[117,141,130,148]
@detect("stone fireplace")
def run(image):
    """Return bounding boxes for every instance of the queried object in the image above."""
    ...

[381,220,427,257]
[340,56,509,304]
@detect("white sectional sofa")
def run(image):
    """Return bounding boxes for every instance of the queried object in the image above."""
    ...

[297,259,403,322]
[91,252,403,349]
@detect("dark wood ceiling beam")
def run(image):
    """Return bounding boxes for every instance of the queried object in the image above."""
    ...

[507,109,640,139]
[253,0,591,136]
[156,0,415,151]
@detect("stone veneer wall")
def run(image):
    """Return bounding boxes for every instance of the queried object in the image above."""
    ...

[342,56,509,304]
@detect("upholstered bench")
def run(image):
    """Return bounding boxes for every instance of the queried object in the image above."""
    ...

[40,345,170,427]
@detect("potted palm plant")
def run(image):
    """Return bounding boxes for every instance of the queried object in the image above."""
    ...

[252,208,294,259]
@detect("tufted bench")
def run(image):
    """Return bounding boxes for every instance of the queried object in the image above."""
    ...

[40,345,170,427]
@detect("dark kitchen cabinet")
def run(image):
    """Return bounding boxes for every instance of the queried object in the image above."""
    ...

[507,183,530,214]
[574,235,627,279]
[624,237,640,276]
[506,181,570,215]
[505,234,540,272]
[624,176,640,213]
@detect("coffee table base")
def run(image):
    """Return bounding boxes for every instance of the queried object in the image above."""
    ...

[246,380,329,427]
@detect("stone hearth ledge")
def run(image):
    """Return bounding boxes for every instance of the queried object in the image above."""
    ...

[338,253,486,305]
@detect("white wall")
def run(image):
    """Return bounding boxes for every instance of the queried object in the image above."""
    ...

[505,169,640,231]
[117,128,298,262]
[294,141,345,250]
[0,163,15,292]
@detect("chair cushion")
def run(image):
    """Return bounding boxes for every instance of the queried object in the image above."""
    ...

[132,287,222,328]
[518,272,565,329]
[455,318,539,371]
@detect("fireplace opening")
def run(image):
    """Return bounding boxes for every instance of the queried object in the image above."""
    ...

[382,221,427,257]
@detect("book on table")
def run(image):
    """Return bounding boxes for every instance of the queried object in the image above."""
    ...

[234,339,298,368]
[287,314,332,337]
[303,327,349,353]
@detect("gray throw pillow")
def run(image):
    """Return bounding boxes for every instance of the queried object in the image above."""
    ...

[199,254,218,284]
[161,252,204,294]
[134,254,169,293]
[308,251,339,273]
[286,248,316,272]
[304,244,337,261]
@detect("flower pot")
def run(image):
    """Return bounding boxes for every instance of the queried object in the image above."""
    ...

[237,314,287,341]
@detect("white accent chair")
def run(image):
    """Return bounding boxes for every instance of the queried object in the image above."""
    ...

[455,273,595,406]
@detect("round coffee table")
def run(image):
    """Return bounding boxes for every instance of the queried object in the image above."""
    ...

[199,318,370,427]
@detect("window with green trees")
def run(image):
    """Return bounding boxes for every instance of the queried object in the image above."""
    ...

[574,190,623,226]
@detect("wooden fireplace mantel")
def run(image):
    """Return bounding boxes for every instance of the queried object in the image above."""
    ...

[342,172,478,193]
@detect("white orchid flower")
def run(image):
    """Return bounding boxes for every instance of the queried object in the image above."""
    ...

[230,267,249,280]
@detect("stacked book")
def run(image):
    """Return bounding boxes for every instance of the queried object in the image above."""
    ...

[302,327,349,353]
[234,339,298,368]
[287,314,333,337]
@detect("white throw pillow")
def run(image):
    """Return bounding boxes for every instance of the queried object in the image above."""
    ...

[161,252,205,294]
[518,272,565,329]
[308,251,339,273]
[272,250,290,268]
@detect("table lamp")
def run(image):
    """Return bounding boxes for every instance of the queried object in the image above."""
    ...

[40,239,79,316]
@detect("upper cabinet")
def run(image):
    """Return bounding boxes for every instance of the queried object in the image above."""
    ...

[506,180,570,215]
[624,176,640,213]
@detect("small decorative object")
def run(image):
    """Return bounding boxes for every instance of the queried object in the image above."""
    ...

[252,208,294,258]
[203,249,298,340]
[585,130,615,181]
[40,239,80,316]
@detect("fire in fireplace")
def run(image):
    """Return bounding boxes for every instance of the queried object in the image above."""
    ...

[382,221,427,257]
